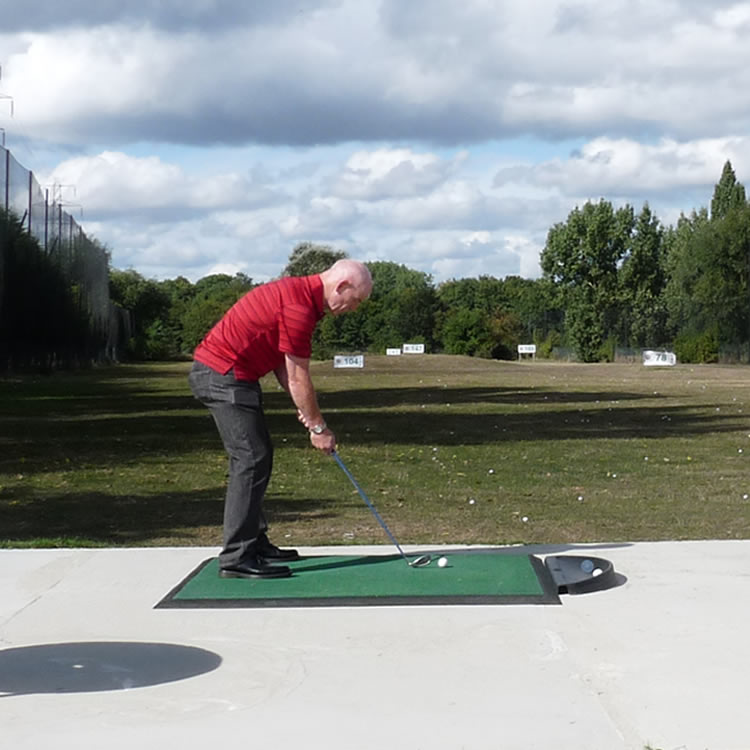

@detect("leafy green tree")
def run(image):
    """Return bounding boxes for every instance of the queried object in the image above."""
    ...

[362,261,436,351]
[435,276,528,359]
[181,296,233,354]
[711,161,747,220]
[108,270,253,359]
[663,208,710,339]
[693,206,750,347]
[283,242,347,276]
[501,276,563,344]
[159,275,196,355]
[179,273,254,353]
[673,326,719,363]
[438,307,490,356]
[665,186,750,357]
[160,275,195,304]
[311,300,375,358]
[541,200,635,361]
[619,204,668,347]
[436,277,506,317]
[109,269,171,360]
[311,313,341,359]
[487,310,525,359]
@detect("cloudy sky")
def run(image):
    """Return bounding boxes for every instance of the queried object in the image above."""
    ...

[1,0,749,284]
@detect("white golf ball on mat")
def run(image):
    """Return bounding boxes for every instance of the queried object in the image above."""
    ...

[437,556,448,568]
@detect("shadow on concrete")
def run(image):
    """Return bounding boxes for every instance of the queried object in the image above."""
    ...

[0,641,222,696]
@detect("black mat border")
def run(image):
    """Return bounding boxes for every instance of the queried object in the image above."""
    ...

[154,554,561,609]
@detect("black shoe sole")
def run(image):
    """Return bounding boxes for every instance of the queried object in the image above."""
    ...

[219,568,291,580]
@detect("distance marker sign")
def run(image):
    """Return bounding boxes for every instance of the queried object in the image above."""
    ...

[333,355,364,368]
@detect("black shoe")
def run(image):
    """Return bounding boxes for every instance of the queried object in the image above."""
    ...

[219,556,292,579]
[257,532,300,562]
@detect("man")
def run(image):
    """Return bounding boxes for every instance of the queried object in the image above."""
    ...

[188,259,373,579]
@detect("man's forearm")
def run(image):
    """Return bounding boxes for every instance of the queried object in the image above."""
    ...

[282,354,336,452]
[287,369,324,428]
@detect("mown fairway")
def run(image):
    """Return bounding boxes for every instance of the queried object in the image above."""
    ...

[1,355,749,547]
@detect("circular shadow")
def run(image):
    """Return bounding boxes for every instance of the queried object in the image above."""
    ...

[0,642,222,696]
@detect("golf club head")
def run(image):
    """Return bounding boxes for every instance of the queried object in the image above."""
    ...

[408,555,432,567]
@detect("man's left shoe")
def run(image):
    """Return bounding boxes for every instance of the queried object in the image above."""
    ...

[257,533,300,561]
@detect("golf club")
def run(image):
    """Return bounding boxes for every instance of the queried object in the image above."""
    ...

[331,451,431,568]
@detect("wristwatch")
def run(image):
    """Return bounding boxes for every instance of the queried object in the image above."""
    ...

[310,422,327,435]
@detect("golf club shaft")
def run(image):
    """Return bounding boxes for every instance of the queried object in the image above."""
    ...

[331,451,409,562]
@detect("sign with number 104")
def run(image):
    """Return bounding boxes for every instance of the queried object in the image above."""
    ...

[333,355,364,368]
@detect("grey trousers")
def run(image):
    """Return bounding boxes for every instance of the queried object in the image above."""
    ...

[188,361,272,567]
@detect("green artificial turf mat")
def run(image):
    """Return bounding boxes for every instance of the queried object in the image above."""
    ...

[155,552,561,608]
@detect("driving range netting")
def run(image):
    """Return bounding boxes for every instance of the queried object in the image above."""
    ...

[155,552,561,608]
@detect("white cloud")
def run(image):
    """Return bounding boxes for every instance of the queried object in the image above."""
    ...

[0,1,338,34]
[374,229,523,283]
[715,3,750,29]
[328,148,463,200]
[504,235,543,279]
[1,0,749,286]
[279,196,361,238]
[3,0,749,147]
[494,136,750,197]
[41,151,280,220]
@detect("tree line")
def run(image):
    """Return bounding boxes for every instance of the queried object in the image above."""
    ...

[2,161,748,370]
[109,162,750,364]
[541,161,750,363]
[108,242,558,362]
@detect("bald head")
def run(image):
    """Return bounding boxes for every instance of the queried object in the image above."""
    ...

[320,259,373,315]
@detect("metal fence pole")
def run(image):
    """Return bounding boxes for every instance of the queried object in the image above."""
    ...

[3,148,8,211]
[28,170,32,233]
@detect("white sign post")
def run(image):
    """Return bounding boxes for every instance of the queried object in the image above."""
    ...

[386,348,402,356]
[517,344,536,361]
[642,350,676,367]
[402,343,425,354]
[333,355,365,368]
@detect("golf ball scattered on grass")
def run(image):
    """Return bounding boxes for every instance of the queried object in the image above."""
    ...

[437,556,448,568]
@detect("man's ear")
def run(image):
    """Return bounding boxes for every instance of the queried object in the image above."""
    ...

[335,279,351,294]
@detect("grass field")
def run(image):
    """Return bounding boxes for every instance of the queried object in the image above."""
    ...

[1,355,749,548]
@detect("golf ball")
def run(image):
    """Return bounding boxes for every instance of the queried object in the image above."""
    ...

[437,556,448,568]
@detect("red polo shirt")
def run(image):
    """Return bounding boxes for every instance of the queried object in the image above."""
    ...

[194,274,325,381]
